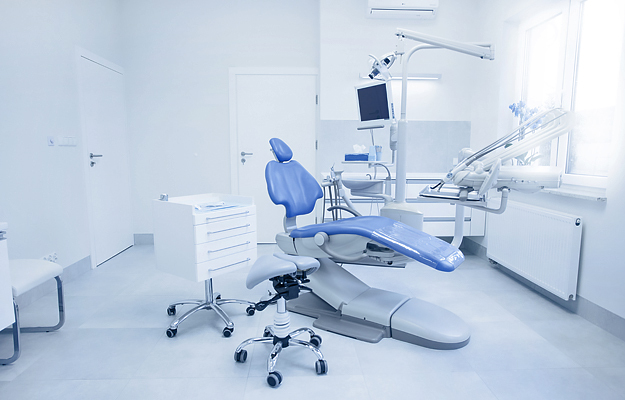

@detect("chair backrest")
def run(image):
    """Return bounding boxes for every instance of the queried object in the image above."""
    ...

[265,138,323,229]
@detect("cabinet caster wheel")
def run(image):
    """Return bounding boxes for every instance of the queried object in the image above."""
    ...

[310,334,322,348]
[315,359,328,375]
[267,371,283,388]
[166,328,177,338]
[167,306,176,316]
[222,327,234,337]
[263,328,273,338]
[234,349,247,363]
[246,306,255,316]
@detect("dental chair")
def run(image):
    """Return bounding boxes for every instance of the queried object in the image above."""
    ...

[262,138,470,349]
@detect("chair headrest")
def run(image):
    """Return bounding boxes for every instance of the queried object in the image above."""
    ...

[269,138,293,163]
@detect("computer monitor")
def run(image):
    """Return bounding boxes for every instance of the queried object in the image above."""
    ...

[355,80,395,130]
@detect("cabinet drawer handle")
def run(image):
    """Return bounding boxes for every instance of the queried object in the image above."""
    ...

[215,258,251,271]
[206,224,251,235]
[206,211,250,221]
[206,241,251,254]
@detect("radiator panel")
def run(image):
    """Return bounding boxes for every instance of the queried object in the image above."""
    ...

[487,201,582,300]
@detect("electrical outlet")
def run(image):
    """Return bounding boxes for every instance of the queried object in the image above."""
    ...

[42,252,58,263]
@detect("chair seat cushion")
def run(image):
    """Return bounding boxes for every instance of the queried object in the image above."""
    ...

[9,259,63,297]
[290,216,464,272]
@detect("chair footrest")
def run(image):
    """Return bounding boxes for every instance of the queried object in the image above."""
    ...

[313,314,387,343]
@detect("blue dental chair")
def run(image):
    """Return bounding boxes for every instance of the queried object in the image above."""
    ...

[259,138,470,349]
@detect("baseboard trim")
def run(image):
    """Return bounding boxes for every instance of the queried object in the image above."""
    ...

[14,256,91,309]
[134,233,154,245]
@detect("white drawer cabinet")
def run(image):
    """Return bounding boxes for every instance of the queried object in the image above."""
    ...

[0,223,14,330]
[153,194,257,283]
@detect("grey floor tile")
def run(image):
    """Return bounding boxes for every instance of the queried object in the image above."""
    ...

[14,328,162,380]
[354,335,474,375]
[586,367,625,395]
[243,374,371,400]
[526,319,625,368]
[484,288,579,322]
[0,379,128,400]
[118,377,246,400]
[364,370,498,400]
[460,320,580,371]
[478,368,625,400]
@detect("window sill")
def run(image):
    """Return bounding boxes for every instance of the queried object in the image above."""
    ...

[543,184,607,202]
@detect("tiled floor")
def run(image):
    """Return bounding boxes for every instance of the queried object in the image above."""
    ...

[1,244,625,399]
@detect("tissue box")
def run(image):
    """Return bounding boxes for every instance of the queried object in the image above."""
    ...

[345,153,369,161]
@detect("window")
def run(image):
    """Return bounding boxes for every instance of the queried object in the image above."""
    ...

[516,0,625,188]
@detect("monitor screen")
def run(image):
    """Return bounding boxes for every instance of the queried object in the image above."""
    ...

[355,80,393,126]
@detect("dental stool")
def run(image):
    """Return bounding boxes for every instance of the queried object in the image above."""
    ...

[234,254,328,388]
[1,259,65,365]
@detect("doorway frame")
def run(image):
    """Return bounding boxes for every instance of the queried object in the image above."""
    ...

[75,47,132,269]
[228,67,319,195]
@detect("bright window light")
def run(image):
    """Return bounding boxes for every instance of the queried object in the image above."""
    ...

[524,13,565,108]
[567,0,625,177]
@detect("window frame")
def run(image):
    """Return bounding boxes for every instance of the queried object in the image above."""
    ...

[515,0,616,190]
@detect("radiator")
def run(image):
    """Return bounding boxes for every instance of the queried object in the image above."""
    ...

[487,200,583,300]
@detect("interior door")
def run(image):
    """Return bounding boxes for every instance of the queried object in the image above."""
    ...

[230,70,317,243]
[77,51,133,266]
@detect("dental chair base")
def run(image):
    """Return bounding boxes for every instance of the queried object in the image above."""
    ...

[287,258,470,349]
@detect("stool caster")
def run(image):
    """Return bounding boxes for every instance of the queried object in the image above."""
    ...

[234,349,247,363]
[267,371,283,388]
[315,359,328,375]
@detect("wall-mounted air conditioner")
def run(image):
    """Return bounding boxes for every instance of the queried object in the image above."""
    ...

[368,0,438,19]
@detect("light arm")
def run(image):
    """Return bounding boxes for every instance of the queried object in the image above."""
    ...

[396,29,495,60]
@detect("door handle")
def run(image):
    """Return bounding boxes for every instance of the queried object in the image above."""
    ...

[240,152,253,157]
[90,153,103,159]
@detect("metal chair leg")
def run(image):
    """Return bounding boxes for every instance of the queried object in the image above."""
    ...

[0,301,21,365]
[1,274,64,365]
[20,276,65,333]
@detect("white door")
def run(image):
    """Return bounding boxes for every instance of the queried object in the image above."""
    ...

[230,70,318,243]
[77,51,133,266]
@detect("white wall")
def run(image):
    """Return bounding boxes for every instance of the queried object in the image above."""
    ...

[473,0,625,320]
[120,0,319,234]
[320,0,490,122]
[0,0,123,266]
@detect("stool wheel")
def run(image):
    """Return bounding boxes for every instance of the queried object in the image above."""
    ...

[166,328,177,338]
[222,327,234,337]
[310,334,322,348]
[246,306,255,316]
[315,359,328,375]
[167,306,176,316]
[267,371,283,388]
[234,349,247,363]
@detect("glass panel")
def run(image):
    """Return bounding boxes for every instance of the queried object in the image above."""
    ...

[524,13,565,109]
[567,0,625,176]
[518,13,565,166]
